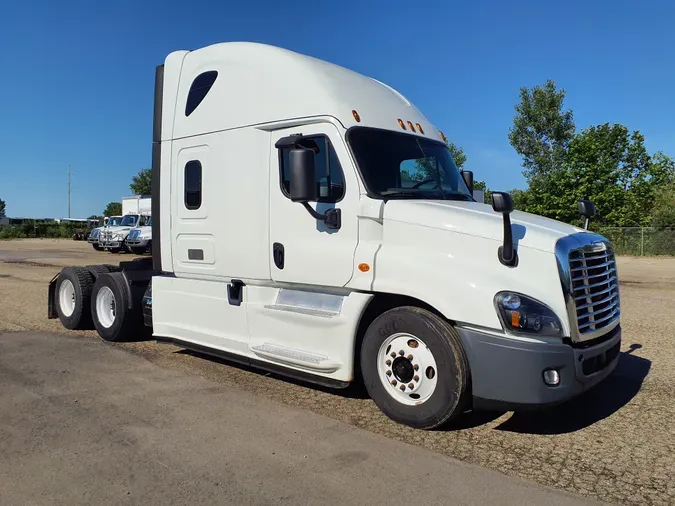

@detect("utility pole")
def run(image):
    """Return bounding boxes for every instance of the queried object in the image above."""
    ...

[68,165,71,218]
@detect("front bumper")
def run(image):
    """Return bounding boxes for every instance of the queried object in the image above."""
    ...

[87,236,100,244]
[126,238,150,248]
[457,325,621,410]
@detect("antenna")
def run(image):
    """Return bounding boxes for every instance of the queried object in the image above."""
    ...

[68,165,71,218]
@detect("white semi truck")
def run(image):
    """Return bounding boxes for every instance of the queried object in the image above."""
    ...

[98,196,151,253]
[48,42,621,429]
[88,216,122,250]
[126,216,152,255]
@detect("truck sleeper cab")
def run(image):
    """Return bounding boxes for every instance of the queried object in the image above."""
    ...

[48,42,621,430]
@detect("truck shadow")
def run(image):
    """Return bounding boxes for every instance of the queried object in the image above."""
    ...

[492,345,650,435]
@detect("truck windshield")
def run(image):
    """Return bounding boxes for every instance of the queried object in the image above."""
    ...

[347,127,473,201]
[107,217,122,226]
[120,215,138,227]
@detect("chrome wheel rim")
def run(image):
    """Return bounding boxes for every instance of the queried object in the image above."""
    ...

[377,333,438,405]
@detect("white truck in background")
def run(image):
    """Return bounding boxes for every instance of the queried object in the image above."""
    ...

[126,216,152,255]
[48,42,621,430]
[88,215,122,250]
[98,196,151,253]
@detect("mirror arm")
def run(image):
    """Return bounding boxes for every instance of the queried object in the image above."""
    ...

[301,202,325,220]
[301,203,341,230]
[498,213,517,266]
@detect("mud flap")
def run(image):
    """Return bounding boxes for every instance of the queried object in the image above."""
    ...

[47,272,59,319]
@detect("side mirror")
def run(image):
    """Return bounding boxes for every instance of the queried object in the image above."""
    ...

[461,170,474,195]
[289,148,317,203]
[287,147,341,230]
[578,200,596,230]
[491,191,517,267]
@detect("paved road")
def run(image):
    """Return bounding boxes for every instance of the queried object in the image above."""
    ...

[0,332,602,506]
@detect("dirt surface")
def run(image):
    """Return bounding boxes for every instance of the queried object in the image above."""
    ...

[1,239,674,505]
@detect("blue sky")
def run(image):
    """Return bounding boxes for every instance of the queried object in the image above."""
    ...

[1,0,673,218]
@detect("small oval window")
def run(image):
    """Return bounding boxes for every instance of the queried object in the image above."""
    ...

[185,71,218,117]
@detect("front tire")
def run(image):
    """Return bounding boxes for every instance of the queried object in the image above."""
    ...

[55,267,94,330]
[91,272,142,342]
[360,306,470,430]
[92,243,102,251]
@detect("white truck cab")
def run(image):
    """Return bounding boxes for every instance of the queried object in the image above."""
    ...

[49,42,621,429]
[88,215,122,250]
[126,216,152,255]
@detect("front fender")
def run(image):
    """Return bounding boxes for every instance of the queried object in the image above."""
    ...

[369,221,570,336]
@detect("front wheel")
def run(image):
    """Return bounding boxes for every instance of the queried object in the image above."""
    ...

[92,243,103,251]
[360,306,471,430]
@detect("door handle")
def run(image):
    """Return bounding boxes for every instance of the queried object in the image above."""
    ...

[273,243,284,270]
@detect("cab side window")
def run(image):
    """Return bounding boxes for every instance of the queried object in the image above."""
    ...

[279,136,345,202]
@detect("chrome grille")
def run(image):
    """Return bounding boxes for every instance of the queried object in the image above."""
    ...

[568,246,620,336]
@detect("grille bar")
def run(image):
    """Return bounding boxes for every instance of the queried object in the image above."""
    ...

[576,291,619,310]
[578,307,620,330]
[572,267,616,282]
[570,259,614,272]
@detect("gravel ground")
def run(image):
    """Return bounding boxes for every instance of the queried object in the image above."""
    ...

[1,238,674,505]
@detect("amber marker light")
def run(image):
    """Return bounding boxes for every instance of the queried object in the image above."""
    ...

[352,110,361,122]
[416,123,424,134]
[358,263,370,272]
[398,119,406,130]
[407,120,415,131]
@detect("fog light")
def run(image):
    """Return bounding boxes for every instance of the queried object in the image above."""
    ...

[543,369,560,386]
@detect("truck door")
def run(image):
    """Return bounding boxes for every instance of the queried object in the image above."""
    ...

[269,124,359,287]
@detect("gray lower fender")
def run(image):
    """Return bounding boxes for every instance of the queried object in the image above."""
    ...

[456,326,621,410]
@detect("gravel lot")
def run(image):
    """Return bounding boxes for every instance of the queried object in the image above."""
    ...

[1,239,674,505]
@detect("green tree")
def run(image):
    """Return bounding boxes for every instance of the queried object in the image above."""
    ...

[130,168,152,195]
[103,202,122,217]
[651,183,675,227]
[447,140,467,169]
[523,123,671,227]
[0,198,5,218]
[508,80,576,186]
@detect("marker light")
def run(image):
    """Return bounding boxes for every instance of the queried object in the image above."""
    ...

[358,263,370,272]
[416,123,424,134]
[439,130,448,142]
[398,119,406,130]
[495,292,563,337]
[407,121,415,132]
[352,110,361,122]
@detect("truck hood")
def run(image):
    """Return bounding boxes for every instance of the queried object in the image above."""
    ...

[383,200,588,252]
[104,226,132,233]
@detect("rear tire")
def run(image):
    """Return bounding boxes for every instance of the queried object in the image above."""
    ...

[55,267,94,330]
[360,306,470,430]
[86,264,119,279]
[91,272,143,342]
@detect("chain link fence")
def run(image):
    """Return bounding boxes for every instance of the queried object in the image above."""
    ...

[598,227,675,256]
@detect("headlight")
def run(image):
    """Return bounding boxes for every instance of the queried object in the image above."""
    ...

[494,292,563,337]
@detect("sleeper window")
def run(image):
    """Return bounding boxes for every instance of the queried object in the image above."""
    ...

[184,161,202,210]
[279,137,345,202]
